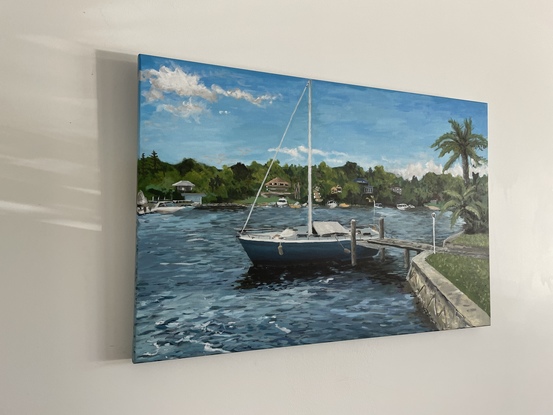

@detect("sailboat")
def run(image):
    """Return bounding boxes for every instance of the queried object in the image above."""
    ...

[237,80,380,266]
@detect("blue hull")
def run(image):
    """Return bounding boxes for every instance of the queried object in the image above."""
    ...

[238,236,379,266]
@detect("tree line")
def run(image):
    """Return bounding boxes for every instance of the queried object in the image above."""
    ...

[139,154,460,204]
[138,118,488,233]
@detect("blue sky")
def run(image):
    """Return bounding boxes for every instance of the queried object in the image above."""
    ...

[138,54,488,179]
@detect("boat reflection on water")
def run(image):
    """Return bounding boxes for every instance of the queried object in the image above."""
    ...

[235,258,407,291]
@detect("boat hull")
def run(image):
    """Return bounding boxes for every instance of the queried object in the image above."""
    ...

[238,235,379,266]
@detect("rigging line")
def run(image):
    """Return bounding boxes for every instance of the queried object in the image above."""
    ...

[335,234,351,252]
[240,81,310,233]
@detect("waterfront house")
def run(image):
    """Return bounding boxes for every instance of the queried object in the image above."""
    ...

[265,177,291,193]
[331,185,342,194]
[172,180,204,204]
[172,180,196,192]
[183,193,205,204]
[354,178,373,194]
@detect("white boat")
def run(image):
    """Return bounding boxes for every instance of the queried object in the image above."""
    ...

[137,190,150,215]
[326,200,338,209]
[151,201,185,214]
[237,80,379,266]
[396,203,409,210]
[275,197,288,207]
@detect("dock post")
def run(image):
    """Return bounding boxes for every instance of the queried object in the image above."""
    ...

[404,249,410,268]
[432,213,436,253]
[378,217,385,261]
[350,219,357,266]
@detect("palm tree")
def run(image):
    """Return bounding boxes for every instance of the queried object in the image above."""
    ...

[442,183,487,233]
[431,118,487,185]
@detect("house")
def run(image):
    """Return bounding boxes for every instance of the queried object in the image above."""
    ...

[354,178,373,194]
[172,180,196,192]
[330,185,342,194]
[265,177,290,192]
[172,180,204,204]
[313,186,323,203]
[182,193,205,205]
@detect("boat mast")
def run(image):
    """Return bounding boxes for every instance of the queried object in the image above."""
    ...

[307,80,313,235]
[239,83,308,233]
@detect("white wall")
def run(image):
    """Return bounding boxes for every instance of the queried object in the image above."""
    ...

[2,1,552,413]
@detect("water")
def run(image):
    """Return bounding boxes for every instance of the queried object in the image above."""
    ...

[133,205,460,362]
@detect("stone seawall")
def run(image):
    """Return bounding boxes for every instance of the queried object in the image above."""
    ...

[408,251,490,330]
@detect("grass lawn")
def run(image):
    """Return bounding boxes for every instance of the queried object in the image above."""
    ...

[450,233,489,248]
[426,253,490,316]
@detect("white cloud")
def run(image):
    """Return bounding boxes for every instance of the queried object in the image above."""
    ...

[389,159,489,180]
[156,99,206,122]
[211,85,278,106]
[141,66,279,119]
[142,66,216,102]
[142,87,164,103]
[297,145,348,158]
[390,160,443,179]
[268,147,304,160]
[267,145,360,166]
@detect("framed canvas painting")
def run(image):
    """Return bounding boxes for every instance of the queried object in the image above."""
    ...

[133,54,489,363]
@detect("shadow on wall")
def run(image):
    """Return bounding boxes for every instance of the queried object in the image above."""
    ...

[0,42,137,362]
[96,50,138,361]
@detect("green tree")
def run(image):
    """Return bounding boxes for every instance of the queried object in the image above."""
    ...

[151,150,160,172]
[371,165,396,204]
[431,118,487,185]
[442,182,487,233]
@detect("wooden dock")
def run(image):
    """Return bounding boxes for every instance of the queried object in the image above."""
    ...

[372,217,435,265]
[357,238,430,267]
[356,217,488,267]
[363,237,435,252]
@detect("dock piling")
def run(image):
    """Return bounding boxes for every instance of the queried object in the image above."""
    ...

[379,217,386,262]
[404,249,410,268]
[350,219,357,266]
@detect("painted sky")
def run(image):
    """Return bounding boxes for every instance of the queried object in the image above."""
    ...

[138,54,488,179]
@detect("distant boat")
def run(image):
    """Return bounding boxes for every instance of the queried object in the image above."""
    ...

[275,197,288,207]
[397,203,409,210]
[137,191,150,215]
[326,200,338,209]
[151,201,185,214]
[137,190,148,206]
[374,203,383,208]
[237,80,379,266]
[338,203,351,208]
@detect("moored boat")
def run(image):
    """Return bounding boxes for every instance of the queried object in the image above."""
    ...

[151,201,186,214]
[237,80,379,266]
